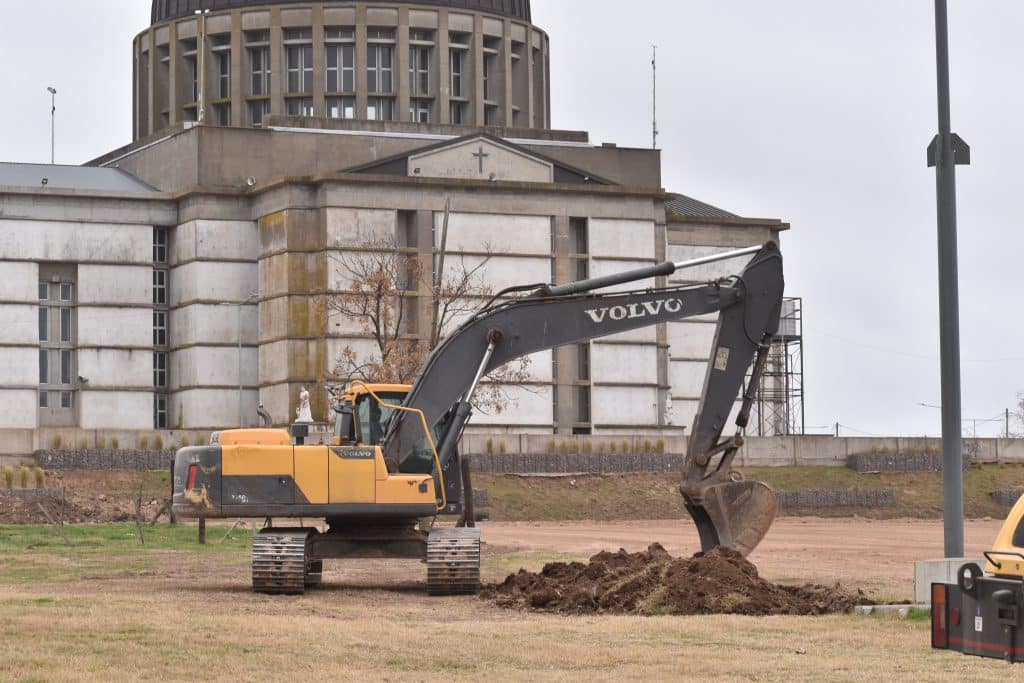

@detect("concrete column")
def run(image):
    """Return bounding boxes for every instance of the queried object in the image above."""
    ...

[168,23,179,125]
[437,11,450,124]
[397,10,411,121]
[473,15,485,125]
[312,5,326,118]
[230,12,244,126]
[502,19,513,127]
[525,31,534,130]
[268,10,282,115]
[415,209,435,342]
[654,214,670,425]
[355,8,368,119]
[147,29,157,135]
[551,215,574,434]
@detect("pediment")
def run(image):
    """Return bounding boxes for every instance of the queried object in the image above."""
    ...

[407,136,554,183]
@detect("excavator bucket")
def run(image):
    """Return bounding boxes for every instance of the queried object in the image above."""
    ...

[682,479,777,557]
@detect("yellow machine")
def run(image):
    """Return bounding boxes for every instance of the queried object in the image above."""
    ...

[932,494,1024,660]
[174,243,786,595]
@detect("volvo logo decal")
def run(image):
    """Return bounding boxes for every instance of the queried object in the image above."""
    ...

[584,297,684,324]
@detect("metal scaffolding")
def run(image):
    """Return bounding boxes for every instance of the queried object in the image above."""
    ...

[748,297,804,436]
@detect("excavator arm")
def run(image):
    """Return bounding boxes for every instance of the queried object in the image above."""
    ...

[381,242,784,555]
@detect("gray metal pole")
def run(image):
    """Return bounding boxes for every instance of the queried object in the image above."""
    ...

[932,0,964,558]
[48,88,56,164]
[237,303,243,428]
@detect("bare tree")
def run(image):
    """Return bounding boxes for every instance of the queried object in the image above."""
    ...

[327,238,428,384]
[1012,392,1024,437]
[325,231,531,413]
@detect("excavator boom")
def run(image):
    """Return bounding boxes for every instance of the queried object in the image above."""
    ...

[382,242,785,555]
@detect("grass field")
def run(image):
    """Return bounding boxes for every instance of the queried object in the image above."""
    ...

[475,463,1024,521]
[0,521,1016,681]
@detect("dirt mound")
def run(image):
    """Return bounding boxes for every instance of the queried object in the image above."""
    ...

[483,544,872,616]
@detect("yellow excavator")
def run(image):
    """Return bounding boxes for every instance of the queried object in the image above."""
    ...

[931,495,1024,661]
[172,242,784,594]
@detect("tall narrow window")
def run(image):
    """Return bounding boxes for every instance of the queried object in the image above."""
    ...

[153,228,170,429]
[408,31,432,97]
[450,49,464,97]
[367,29,395,93]
[38,266,76,425]
[246,30,270,128]
[284,28,313,94]
[213,35,231,99]
[247,33,271,95]
[325,27,355,93]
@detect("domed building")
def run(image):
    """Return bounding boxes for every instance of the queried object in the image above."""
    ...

[0,1,793,456]
[134,0,549,139]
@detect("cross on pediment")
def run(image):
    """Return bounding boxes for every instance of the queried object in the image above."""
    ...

[472,145,489,173]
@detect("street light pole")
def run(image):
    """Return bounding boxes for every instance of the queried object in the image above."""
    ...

[47,87,56,164]
[194,9,210,123]
[929,0,970,558]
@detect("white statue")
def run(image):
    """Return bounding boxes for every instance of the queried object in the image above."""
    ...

[296,386,313,423]
[662,390,674,426]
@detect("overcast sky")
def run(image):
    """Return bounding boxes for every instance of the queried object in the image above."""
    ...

[2,1,1021,438]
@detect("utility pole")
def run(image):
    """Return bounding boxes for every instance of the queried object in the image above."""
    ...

[928,0,970,558]
[651,45,658,150]
[1007,408,1011,439]
[47,87,56,164]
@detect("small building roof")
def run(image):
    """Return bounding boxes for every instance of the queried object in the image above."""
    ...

[666,193,738,219]
[0,163,158,194]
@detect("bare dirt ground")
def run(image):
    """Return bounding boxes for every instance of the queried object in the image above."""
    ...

[480,517,1003,598]
[0,517,1013,681]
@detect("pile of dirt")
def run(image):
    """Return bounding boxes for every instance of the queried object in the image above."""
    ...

[483,544,872,616]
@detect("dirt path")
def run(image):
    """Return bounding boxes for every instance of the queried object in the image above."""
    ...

[479,517,1004,598]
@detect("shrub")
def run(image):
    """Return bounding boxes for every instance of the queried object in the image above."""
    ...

[19,466,29,489]
[547,438,556,454]
[139,436,149,450]
[79,438,89,450]
[655,438,665,454]
[34,468,44,489]
[96,435,106,450]
[582,440,592,455]
[609,441,616,454]
[643,439,653,453]
[486,438,494,455]
[498,441,507,455]
[110,436,120,450]
[622,441,631,455]
[180,434,191,447]
[2,466,13,488]
[597,442,605,455]
[154,435,164,450]
[51,434,63,449]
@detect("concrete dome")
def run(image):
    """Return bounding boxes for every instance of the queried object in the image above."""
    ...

[151,0,531,25]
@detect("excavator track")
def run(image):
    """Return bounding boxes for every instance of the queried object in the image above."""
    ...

[252,528,318,595]
[426,527,480,595]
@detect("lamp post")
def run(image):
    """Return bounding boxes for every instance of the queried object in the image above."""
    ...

[929,0,970,558]
[221,292,259,428]
[47,87,56,164]
[194,9,210,123]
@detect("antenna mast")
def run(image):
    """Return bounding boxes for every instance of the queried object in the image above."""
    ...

[652,45,658,149]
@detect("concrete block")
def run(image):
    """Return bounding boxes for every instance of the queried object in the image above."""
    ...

[793,435,847,466]
[914,557,982,604]
[997,439,1024,463]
